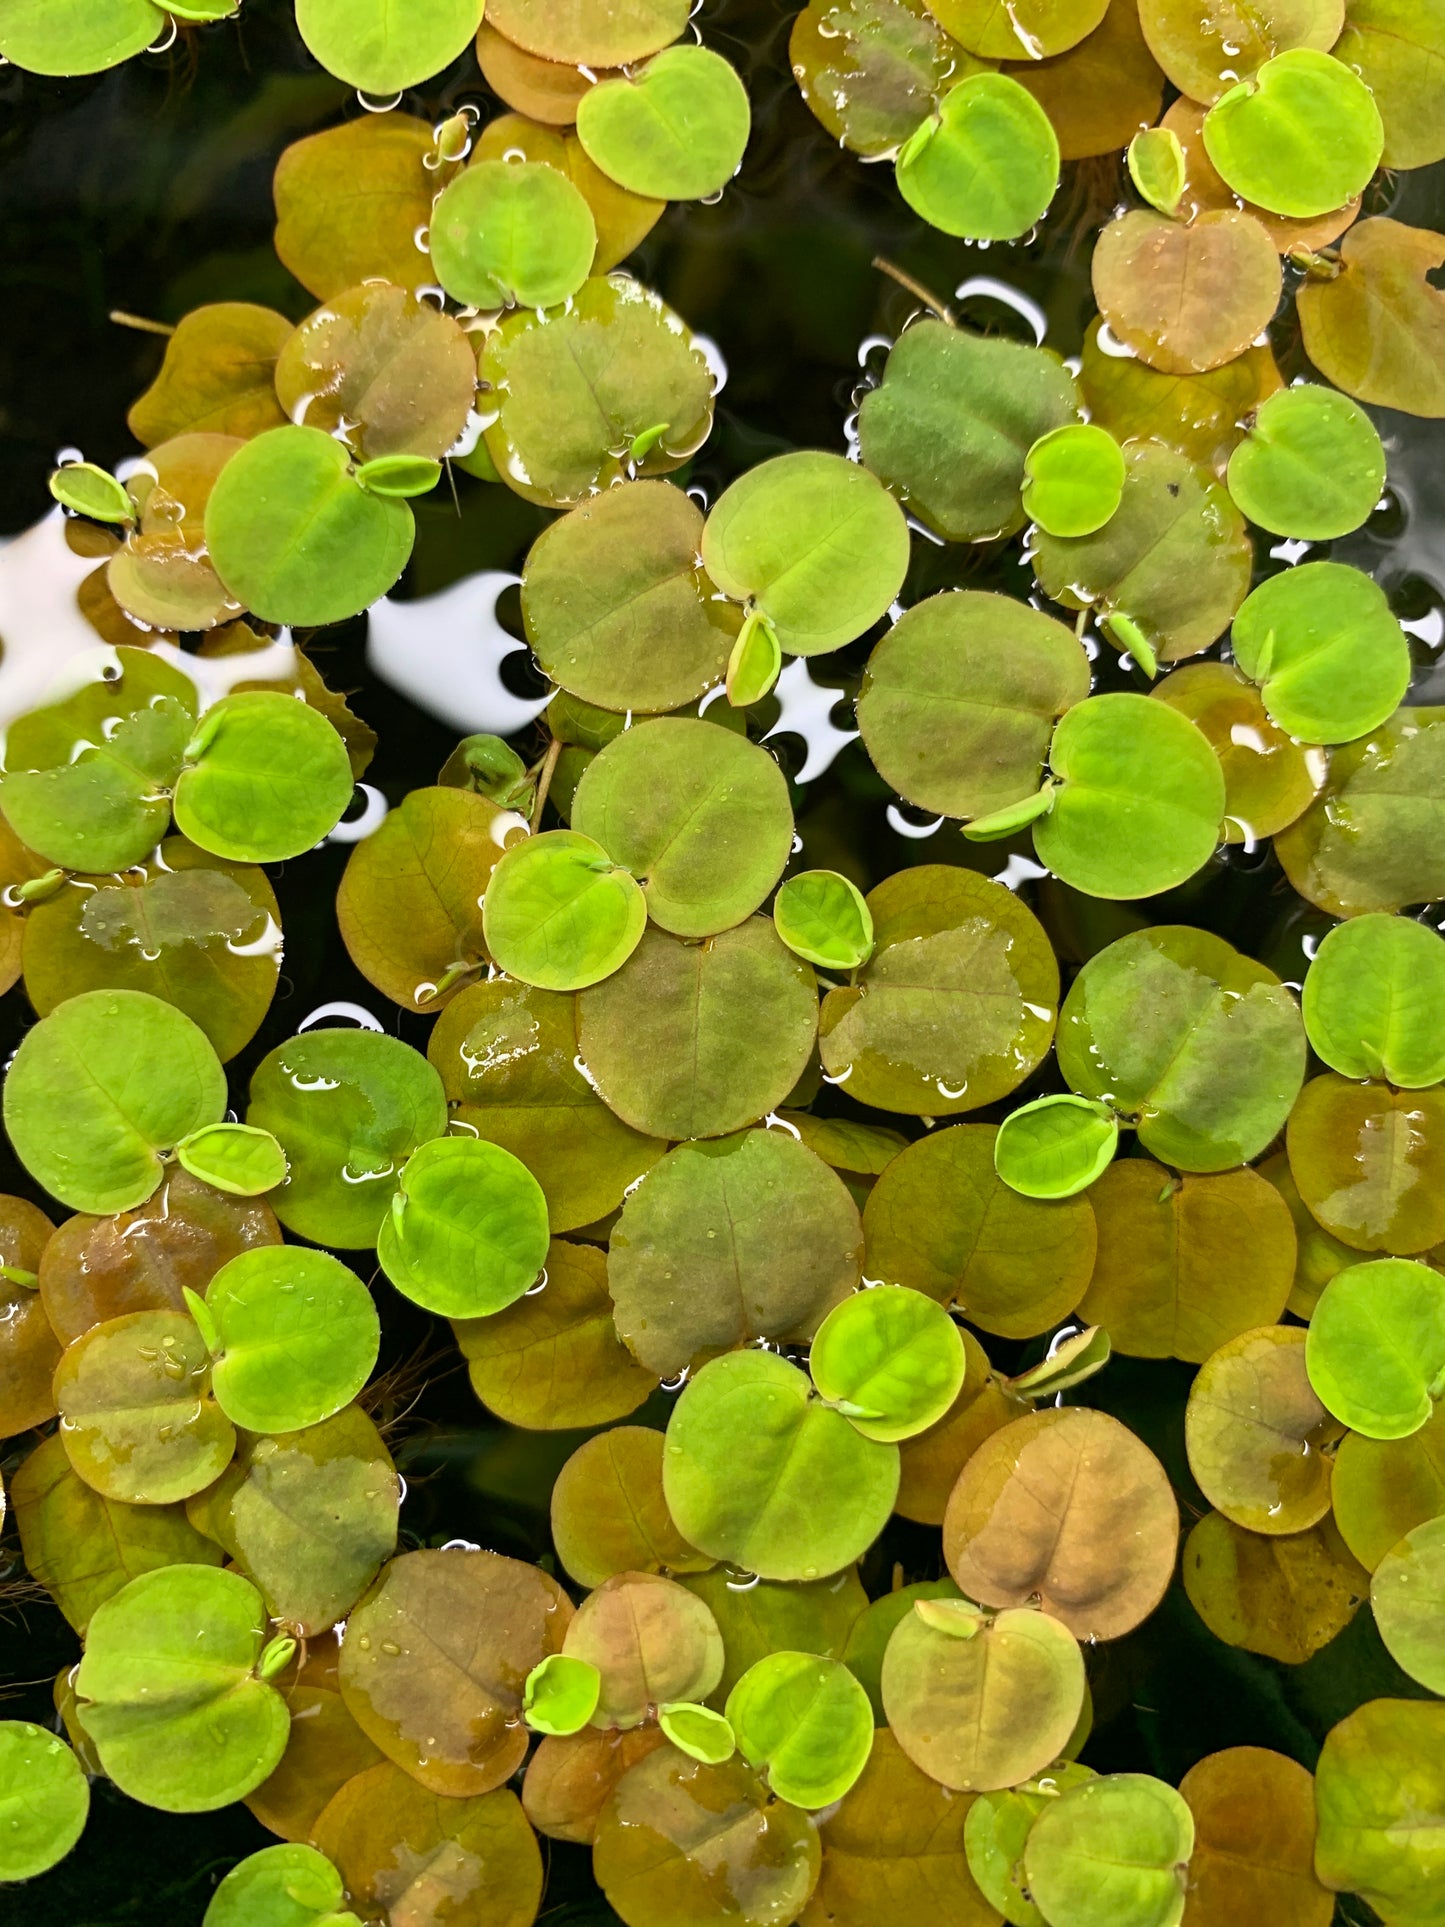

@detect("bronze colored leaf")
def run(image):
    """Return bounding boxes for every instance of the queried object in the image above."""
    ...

[339,1548,573,1797]
[1184,1325,1341,1534]
[1078,1161,1295,1363]
[1007,0,1165,159]
[896,1325,1029,1525]
[1179,1745,1333,1926]
[943,1406,1179,1640]
[1331,1404,1445,1571]
[456,1238,656,1430]
[1287,1073,1445,1254]
[1298,218,1445,418]
[475,21,602,123]
[0,1193,57,1437]
[1182,1510,1367,1662]
[863,1124,1094,1337]
[1092,208,1282,375]
[563,1571,724,1727]
[127,304,292,447]
[273,115,436,300]
[1078,316,1282,475]
[551,1427,714,1590]
[245,1634,384,1843]
[523,1725,667,1845]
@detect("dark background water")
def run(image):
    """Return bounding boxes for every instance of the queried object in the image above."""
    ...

[0,2,1442,1919]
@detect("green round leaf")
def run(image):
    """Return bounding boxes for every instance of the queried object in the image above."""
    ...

[49,461,134,525]
[701,451,910,657]
[294,0,483,92]
[5,990,227,1215]
[993,1093,1119,1199]
[1303,913,1445,1088]
[576,45,751,202]
[1202,48,1384,219]
[197,1245,380,1434]
[0,1723,89,1882]
[895,74,1060,241]
[808,1285,966,1443]
[1023,423,1125,537]
[608,1128,861,1377]
[482,829,649,992]
[1226,385,1386,539]
[857,317,1079,544]
[1314,1699,1445,1921]
[1,645,196,875]
[377,1135,550,1318]
[480,275,716,509]
[881,1599,1087,1793]
[521,482,739,714]
[525,1654,602,1737]
[819,866,1058,1117]
[1230,562,1409,747]
[857,590,1090,823]
[1334,0,1445,169]
[429,160,597,311]
[658,1702,736,1766]
[1033,440,1252,664]
[773,870,874,970]
[1033,694,1226,901]
[186,1405,399,1637]
[1023,1773,1194,1927]
[205,426,415,627]
[204,1844,359,1927]
[577,919,818,1140]
[246,1029,448,1249]
[662,1350,900,1580]
[1127,125,1186,215]
[1306,1257,1445,1440]
[1058,926,1305,1170]
[0,0,163,76]
[1370,1515,1445,1694]
[177,1123,288,1197]
[724,1652,873,1810]
[76,1565,291,1812]
[572,719,794,938]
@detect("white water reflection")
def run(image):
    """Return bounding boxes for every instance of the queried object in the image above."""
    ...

[366,571,553,736]
[763,658,858,783]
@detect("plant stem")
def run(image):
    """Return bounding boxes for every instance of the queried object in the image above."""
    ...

[110,310,176,337]
[872,257,954,325]
[530,735,563,833]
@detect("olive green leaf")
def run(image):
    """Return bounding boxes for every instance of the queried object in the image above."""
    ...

[576,45,751,201]
[246,1029,448,1249]
[701,451,910,656]
[378,1135,550,1319]
[5,989,227,1215]
[551,1426,714,1590]
[608,1129,861,1377]
[993,1093,1119,1199]
[76,1565,292,1812]
[858,590,1090,823]
[1058,926,1304,1169]
[1185,1325,1338,1534]
[430,160,597,311]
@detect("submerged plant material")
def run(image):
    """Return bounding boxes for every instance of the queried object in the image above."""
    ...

[0,2,1443,1922]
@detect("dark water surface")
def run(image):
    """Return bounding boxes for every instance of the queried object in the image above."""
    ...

[1,3,1442,1920]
